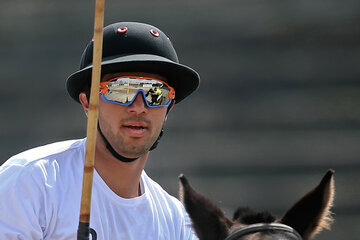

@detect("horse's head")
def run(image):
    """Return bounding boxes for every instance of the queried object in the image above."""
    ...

[179,170,335,240]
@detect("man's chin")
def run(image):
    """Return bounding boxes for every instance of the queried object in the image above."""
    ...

[115,137,157,157]
[117,147,150,159]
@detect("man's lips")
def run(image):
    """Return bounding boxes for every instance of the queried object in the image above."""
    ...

[122,122,149,136]
[122,121,148,128]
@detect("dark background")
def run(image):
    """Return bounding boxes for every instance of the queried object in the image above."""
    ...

[1,0,359,239]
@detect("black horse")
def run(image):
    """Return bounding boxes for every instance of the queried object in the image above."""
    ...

[179,169,335,240]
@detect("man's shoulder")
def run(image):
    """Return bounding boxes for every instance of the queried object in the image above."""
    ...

[2,138,86,169]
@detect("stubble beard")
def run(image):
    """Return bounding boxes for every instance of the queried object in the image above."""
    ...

[106,123,162,158]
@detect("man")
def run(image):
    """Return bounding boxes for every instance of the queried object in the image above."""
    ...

[146,87,163,105]
[0,22,200,239]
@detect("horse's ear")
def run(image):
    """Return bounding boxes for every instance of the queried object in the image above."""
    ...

[280,169,335,240]
[179,174,232,240]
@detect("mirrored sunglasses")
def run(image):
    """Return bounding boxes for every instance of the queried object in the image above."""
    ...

[100,76,175,107]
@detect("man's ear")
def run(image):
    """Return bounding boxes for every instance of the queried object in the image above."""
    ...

[165,100,175,119]
[79,92,89,116]
[169,100,175,110]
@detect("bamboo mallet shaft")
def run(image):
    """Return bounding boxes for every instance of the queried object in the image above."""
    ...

[78,0,105,229]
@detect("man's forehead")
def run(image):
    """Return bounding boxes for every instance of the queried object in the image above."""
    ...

[102,72,167,82]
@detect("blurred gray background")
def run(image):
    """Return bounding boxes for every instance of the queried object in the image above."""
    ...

[1,0,359,239]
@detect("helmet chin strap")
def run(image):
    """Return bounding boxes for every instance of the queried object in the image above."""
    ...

[149,128,163,151]
[97,122,163,163]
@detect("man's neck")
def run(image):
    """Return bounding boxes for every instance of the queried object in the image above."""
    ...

[94,146,149,198]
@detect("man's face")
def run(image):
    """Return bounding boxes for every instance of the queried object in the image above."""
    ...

[97,72,169,158]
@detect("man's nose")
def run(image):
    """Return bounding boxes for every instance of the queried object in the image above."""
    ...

[127,92,148,114]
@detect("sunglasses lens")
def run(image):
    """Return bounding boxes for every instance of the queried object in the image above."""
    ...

[101,77,174,107]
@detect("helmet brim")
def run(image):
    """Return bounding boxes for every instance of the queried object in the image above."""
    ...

[66,54,200,104]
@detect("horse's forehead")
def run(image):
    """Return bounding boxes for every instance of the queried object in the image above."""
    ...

[229,223,247,233]
[236,233,298,240]
[242,234,280,240]
[228,226,299,240]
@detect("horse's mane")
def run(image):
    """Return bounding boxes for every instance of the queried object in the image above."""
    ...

[233,207,276,224]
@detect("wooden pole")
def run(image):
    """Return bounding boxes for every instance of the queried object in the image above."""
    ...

[77,0,105,239]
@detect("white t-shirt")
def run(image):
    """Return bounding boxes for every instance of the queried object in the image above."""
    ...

[0,138,198,240]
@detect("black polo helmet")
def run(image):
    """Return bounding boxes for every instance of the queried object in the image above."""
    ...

[66,22,200,104]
